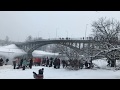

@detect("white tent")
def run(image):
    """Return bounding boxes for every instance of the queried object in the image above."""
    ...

[0,44,27,64]
[32,50,59,58]
[0,44,59,64]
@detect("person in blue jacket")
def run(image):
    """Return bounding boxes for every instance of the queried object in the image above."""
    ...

[22,58,27,70]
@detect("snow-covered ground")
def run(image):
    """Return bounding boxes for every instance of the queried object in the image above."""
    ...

[0,59,120,79]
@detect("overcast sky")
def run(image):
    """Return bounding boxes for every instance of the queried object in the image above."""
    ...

[0,11,120,42]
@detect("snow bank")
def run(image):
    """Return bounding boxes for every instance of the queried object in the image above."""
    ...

[93,58,107,67]
[93,58,120,68]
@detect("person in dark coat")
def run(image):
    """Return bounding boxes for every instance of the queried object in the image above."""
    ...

[20,58,23,68]
[57,58,60,69]
[39,68,44,74]
[85,61,88,69]
[107,60,111,66]
[62,60,66,68]
[13,59,17,69]
[53,58,57,69]
[33,68,44,79]
[5,58,9,65]
[46,58,49,67]
[49,57,53,67]
[111,60,115,67]
[89,58,94,69]
[29,58,33,69]
[0,58,4,66]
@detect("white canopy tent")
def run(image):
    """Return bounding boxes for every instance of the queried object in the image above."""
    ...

[32,50,59,58]
[0,44,59,64]
[0,44,27,64]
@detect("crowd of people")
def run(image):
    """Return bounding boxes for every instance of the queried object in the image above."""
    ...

[0,56,94,71]
[12,56,94,71]
[12,57,61,70]
[61,59,94,70]
[12,57,33,70]
[35,57,94,70]
[33,57,61,69]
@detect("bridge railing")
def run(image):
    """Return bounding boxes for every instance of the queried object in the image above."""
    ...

[48,37,94,40]
[15,37,95,44]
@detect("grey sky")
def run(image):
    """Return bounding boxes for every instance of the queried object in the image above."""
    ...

[0,11,120,42]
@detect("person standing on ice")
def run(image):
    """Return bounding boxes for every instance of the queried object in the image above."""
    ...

[57,58,60,69]
[85,61,88,69]
[13,58,17,69]
[46,57,49,67]
[49,57,53,67]
[29,58,33,69]
[5,58,9,65]
[0,58,4,66]
[22,58,27,70]
[53,58,57,69]
[62,60,66,68]
[20,58,23,68]
[16,58,21,69]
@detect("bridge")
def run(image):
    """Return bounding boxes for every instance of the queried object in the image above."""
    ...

[15,37,119,58]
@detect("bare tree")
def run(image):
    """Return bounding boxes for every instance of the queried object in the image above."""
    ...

[55,44,83,70]
[92,17,120,67]
[92,17,120,45]
[5,36,9,45]
[26,35,32,42]
[53,44,80,60]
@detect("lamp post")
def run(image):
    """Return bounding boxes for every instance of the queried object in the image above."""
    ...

[85,24,88,39]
